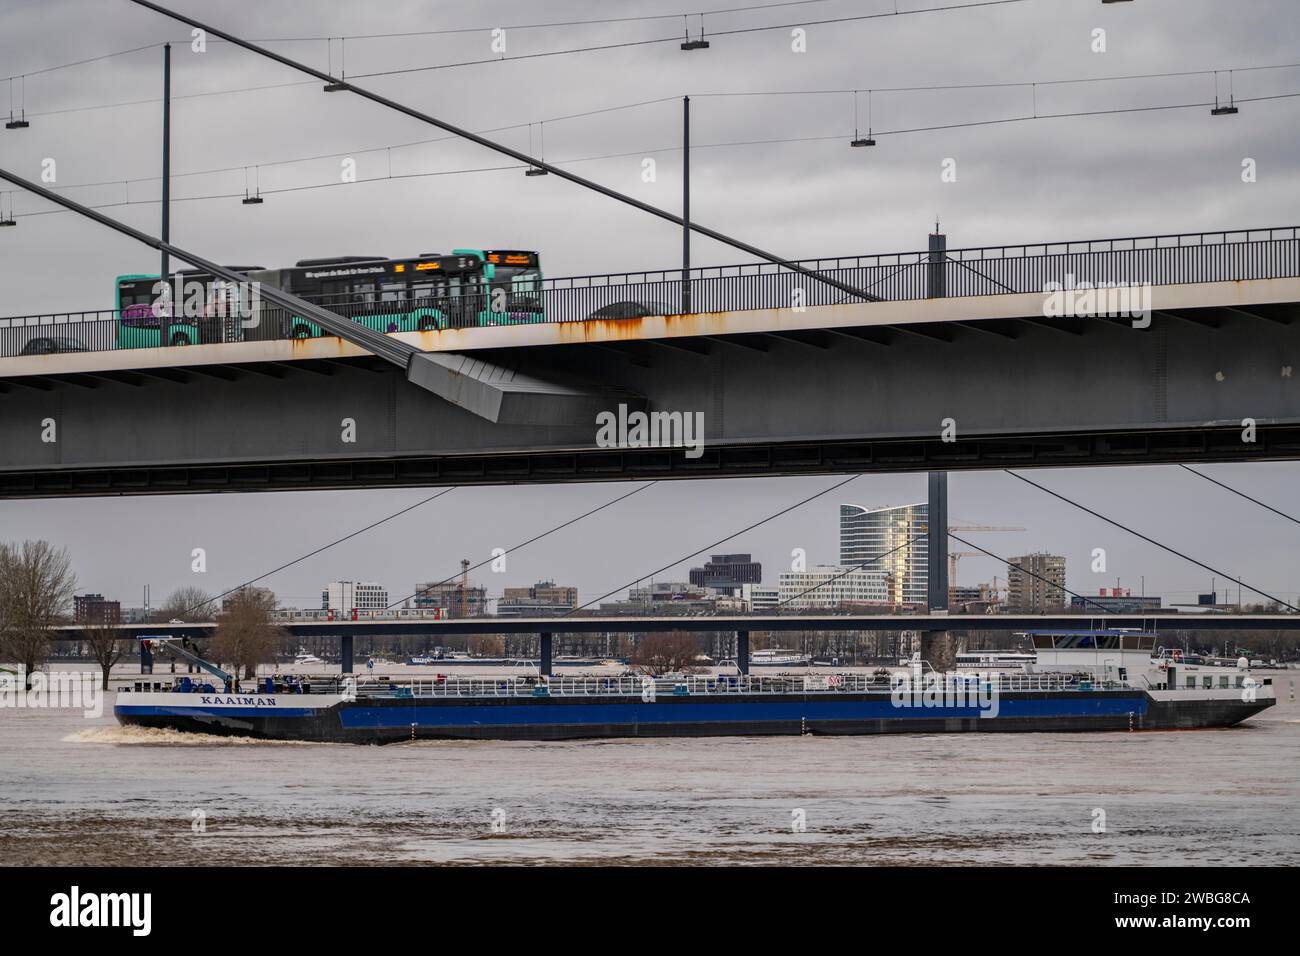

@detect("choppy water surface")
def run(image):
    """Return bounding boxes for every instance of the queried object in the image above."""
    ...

[2,664,1297,865]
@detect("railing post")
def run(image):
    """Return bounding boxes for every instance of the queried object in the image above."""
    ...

[927,230,947,298]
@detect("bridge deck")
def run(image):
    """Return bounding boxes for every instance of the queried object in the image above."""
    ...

[3,226,1297,378]
[1,276,1298,379]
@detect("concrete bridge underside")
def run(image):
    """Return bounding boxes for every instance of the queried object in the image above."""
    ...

[1,280,1298,498]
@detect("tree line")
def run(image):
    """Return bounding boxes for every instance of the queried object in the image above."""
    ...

[0,539,286,690]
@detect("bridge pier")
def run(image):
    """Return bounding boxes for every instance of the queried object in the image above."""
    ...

[540,632,553,677]
[921,470,956,673]
[139,639,153,675]
[340,634,354,674]
[736,630,749,675]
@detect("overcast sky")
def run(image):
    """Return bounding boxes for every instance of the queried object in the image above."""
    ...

[1,0,1298,612]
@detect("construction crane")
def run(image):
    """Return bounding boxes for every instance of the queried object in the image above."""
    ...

[946,523,1025,601]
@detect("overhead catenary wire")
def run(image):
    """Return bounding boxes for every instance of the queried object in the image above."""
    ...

[17,49,1300,208]
[12,87,1300,223]
[21,57,1300,122]
[1,41,165,83]
[1004,470,1300,612]
[171,1,854,44]
[348,0,1034,79]
[122,0,882,305]
[27,95,683,196]
[13,0,1016,114]
[0,1,841,80]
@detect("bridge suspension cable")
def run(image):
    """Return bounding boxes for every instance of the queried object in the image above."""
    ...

[946,532,1115,615]
[382,481,659,612]
[0,162,422,367]
[178,488,456,618]
[125,0,882,304]
[566,473,862,615]
[1178,465,1300,529]
[1004,470,1299,612]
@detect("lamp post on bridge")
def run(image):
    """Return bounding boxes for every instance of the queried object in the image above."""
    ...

[160,43,171,337]
[682,95,691,315]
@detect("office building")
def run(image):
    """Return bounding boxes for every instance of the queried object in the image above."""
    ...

[322,581,389,614]
[745,584,781,613]
[498,581,578,617]
[689,553,763,591]
[778,566,889,610]
[840,502,928,607]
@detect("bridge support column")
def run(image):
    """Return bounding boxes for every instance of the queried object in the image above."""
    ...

[737,630,749,675]
[340,634,354,674]
[540,632,553,677]
[922,470,956,673]
[140,639,153,675]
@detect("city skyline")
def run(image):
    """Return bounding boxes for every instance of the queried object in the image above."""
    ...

[19,461,1300,617]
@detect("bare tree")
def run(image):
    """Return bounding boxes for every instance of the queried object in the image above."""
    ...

[154,586,217,623]
[468,634,505,658]
[211,587,284,680]
[630,632,703,676]
[0,540,77,690]
[83,622,129,691]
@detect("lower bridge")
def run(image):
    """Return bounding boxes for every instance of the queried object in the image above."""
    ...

[53,614,1300,676]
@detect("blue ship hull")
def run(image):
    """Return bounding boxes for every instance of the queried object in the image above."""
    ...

[114,689,1273,744]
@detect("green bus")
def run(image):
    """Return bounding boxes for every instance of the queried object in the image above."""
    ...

[470,248,545,327]
[115,268,264,348]
[268,249,547,336]
[115,250,545,349]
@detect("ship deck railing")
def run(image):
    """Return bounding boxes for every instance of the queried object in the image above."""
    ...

[316,671,1129,700]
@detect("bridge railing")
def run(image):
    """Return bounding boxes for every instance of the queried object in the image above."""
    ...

[2,226,1296,359]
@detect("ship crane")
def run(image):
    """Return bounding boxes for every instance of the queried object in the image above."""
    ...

[139,636,233,687]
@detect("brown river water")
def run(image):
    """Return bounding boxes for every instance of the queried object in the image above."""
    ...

[2,663,1297,865]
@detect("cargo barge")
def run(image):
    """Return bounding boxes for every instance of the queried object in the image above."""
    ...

[114,631,1276,744]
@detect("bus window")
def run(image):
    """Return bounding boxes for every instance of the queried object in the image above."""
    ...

[380,280,406,304]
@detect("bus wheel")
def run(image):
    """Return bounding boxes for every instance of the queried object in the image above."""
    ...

[417,317,439,331]
[170,332,191,346]
[291,325,312,339]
